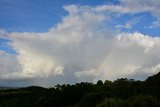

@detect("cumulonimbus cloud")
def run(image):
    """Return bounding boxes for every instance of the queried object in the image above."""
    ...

[0,2,160,87]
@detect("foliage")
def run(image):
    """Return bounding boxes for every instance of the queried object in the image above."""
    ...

[96,95,160,107]
[0,72,160,107]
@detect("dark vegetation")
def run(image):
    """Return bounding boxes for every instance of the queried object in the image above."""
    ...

[0,72,160,107]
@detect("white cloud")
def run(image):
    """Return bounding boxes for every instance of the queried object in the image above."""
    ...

[148,19,160,29]
[2,5,110,85]
[0,3,160,86]
[0,50,21,79]
[96,0,159,15]
[115,17,140,30]
[94,32,160,81]
[96,0,160,28]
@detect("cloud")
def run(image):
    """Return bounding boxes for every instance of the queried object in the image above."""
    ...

[96,0,159,14]
[2,5,111,86]
[0,50,21,79]
[96,0,160,27]
[0,3,160,86]
[115,17,140,30]
[94,32,160,81]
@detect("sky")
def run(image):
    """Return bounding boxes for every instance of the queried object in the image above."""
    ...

[0,0,160,87]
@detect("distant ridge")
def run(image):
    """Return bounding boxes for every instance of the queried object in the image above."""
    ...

[0,86,18,90]
[0,72,160,107]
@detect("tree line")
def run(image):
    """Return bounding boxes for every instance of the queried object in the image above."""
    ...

[0,72,160,107]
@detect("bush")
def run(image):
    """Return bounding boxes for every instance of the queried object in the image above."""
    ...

[96,95,160,107]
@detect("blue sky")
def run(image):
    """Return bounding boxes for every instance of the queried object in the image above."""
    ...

[0,0,159,34]
[0,0,160,54]
[0,0,119,32]
[0,0,120,54]
[0,0,160,87]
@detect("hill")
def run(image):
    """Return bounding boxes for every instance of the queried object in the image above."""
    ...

[0,72,160,107]
[0,86,17,90]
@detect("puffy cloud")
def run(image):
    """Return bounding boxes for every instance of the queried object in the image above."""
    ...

[0,50,21,79]
[94,32,160,81]
[2,6,111,86]
[0,4,160,86]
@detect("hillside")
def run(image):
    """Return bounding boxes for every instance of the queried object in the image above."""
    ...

[0,72,160,107]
